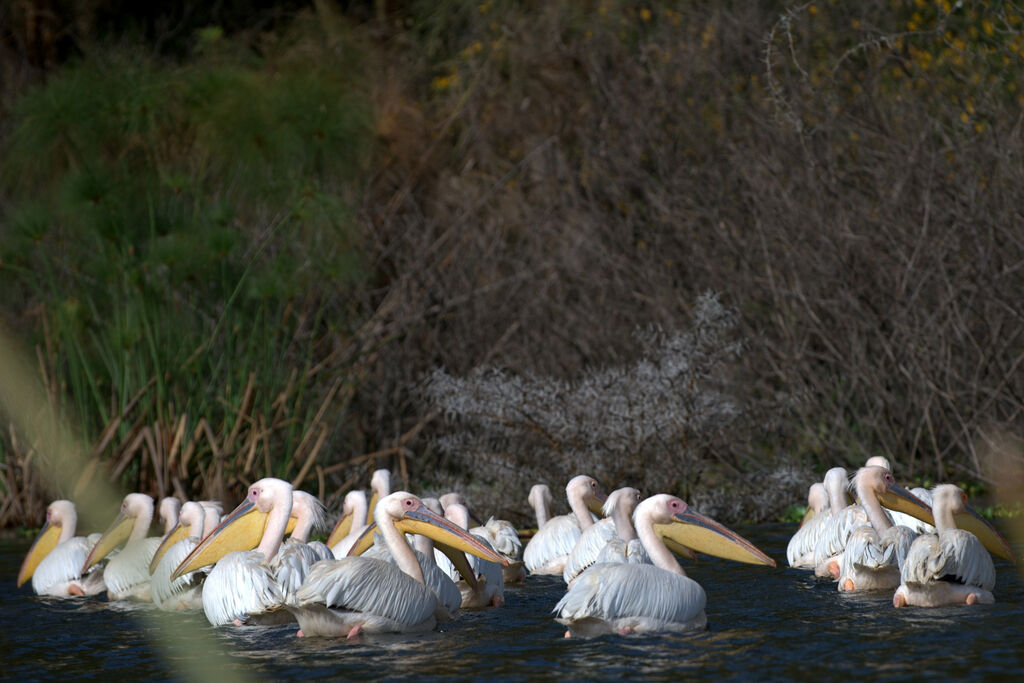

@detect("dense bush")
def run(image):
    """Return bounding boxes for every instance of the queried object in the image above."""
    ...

[3,1,1024,526]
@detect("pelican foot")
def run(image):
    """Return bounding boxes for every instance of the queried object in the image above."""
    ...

[564,630,572,638]
[233,619,244,626]
[828,561,840,580]
[67,584,84,597]
[966,593,978,606]
[617,627,633,635]
[347,625,363,640]
[297,630,304,638]
[893,593,907,608]
[492,596,505,608]
[842,578,854,592]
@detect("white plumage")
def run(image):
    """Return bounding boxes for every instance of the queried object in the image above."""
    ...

[894,484,998,607]
[786,482,828,568]
[563,487,645,585]
[555,494,775,637]
[19,500,106,597]
[523,477,604,575]
[83,493,161,601]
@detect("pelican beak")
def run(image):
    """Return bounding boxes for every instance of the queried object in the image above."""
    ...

[433,544,480,590]
[654,530,698,561]
[877,482,934,526]
[149,521,190,574]
[82,511,134,573]
[395,502,509,566]
[17,520,61,587]
[799,507,816,528]
[169,498,266,580]
[325,512,354,549]
[659,508,776,566]
[367,491,379,527]
[345,522,378,556]
[285,515,298,536]
[585,491,608,517]
[956,505,1016,563]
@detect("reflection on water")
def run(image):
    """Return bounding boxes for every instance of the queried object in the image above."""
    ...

[2,524,1023,681]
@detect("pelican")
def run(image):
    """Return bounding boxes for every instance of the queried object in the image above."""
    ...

[443,502,504,607]
[811,467,865,578]
[555,494,776,636]
[158,497,182,536]
[894,484,1014,607]
[83,493,161,601]
[170,479,332,626]
[523,476,605,575]
[286,491,509,637]
[347,497,469,617]
[328,490,370,557]
[325,469,390,547]
[17,500,106,596]
[150,501,212,610]
[836,466,934,592]
[471,517,525,584]
[562,487,648,586]
[786,482,828,567]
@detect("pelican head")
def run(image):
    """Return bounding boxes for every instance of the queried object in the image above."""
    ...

[351,492,508,567]
[18,500,76,587]
[528,484,553,510]
[864,456,892,470]
[149,501,205,574]
[855,466,933,526]
[647,494,776,566]
[170,478,293,581]
[933,484,1016,563]
[82,493,154,573]
[602,487,642,518]
[158,497,182,535]
[326,490,367,548]
[566,475,607,516]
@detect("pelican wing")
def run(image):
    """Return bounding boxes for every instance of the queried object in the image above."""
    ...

[104,537,161,600]
[562,518,617,584]
[471,518,523,560]
[291,557,438,627]
[201,550,285,626]
[523,514,582,573]
[151,536,205,610]
[787,512,830,567]
[555,563,706,627]
[271,539,334,599]
[814,505,867,565]
[594,538,650,567]
[31,536,105,597]
[901,530,996,592]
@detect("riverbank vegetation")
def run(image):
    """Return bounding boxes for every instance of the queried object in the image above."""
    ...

[2,1,1023,527]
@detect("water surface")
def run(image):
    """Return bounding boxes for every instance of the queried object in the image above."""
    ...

[3,524,1022,681]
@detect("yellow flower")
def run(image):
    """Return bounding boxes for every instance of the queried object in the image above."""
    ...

[640,8,651,22]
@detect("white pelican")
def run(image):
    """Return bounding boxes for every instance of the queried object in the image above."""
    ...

[347,497,469,617]
[894,484,1013,607]
[443,502,504,607]
[17,500,106,596]
[170,479,332,626]
[555,494,776,636]
[523,476,605,575]
[83,493,161,601]
[286,491,509,637]
[811,467,864,578]
[158,497,182,536]
[150,501,211,610]
[327,490,370,557]
[562,487,648,586]
[471,517,525,584]
[836,466,934,592]
[786,482,828,567]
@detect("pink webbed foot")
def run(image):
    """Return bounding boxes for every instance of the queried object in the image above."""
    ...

[893,593,907,608]
[828,561,840,580]
[347,625,363,639]
[842,578,854,592]
[966,593,978,605]
[297,630,304,638]
[564,630,571,638]
[233,619,244,626]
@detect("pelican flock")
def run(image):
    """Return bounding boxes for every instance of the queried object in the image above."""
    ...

[14,461,1019,648]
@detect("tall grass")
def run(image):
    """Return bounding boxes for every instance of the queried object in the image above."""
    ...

[0,16,373,522]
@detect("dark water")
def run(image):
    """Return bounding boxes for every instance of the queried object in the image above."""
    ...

[3,524,1023,681]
